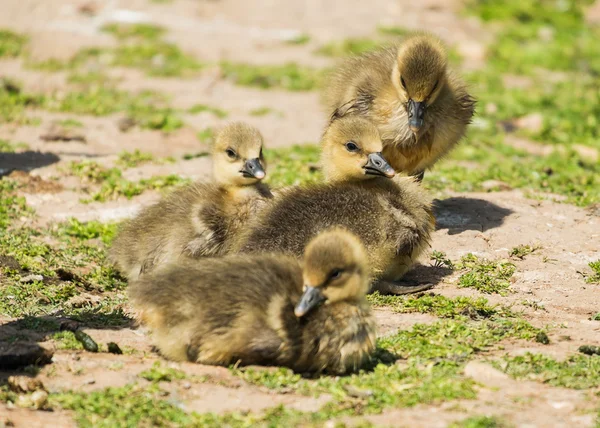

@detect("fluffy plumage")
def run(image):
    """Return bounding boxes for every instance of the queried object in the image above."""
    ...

[109,122,272,281]
[128,229,377,374]
[322,33,475,178]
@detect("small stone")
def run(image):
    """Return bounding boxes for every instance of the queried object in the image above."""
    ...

[182,382,191,390]
[535,331,550,345]
[83,379,96,385]
[19,274,44,283]
[343,385,373,398]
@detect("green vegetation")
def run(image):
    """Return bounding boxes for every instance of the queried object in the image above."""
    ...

[450,415,511,428]
[58,218,117,245]
[456,254,516,295]
[0,80,44,124]
[431,250,454,269]
[584,260,600,284]
[367,293,512,320]
[52,331,85,350]
[117,150,156,168]
[220,62,324,91]
[510,244,538,259]
[101,23,165,41]
[68,160,188,202]
[196,127,215,144]
[494,353,600,389]
[249,106,279,116]
[285,33,311,45]
[0,139,28,152]
[139,362,186,382]
[316,38,382,57]
[264,144,322,187]
[0,29,27,58]
[188,104,228,118]
[58,118,84,128]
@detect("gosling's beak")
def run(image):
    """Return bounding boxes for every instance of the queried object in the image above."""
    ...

[240,158,265,179]
[363,152,396,178]
[407,99,425,133]
[294,286,326,318]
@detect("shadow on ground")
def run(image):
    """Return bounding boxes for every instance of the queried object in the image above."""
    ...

[0,151,60,177]
[433,197,514,235]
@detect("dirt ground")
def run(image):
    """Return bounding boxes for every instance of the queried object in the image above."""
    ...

[0,0,599,427]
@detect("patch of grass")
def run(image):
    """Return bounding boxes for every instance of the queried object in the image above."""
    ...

[367,293,512,320]
[111,41,201,77]
[593,313,600,321]
[0,29,27,58]
[196,127,215,145]
[494,353,600,389]
[69,159,188,202]
[264,144,322,187]
[249,106,278,117]
[456,254,515,295]
[0,139,29,152]
[58,218,117,245]
[376,26,410,37]
[14,316,60,331]
[431,250,454,269]
[0,80,45,124]
[316,38,382,57]
[117,149,156,168]
[58,118,84,128]
[101,23,165,41]
[0,179,31,228]
[52,331,84,350]
[584,260,600,284]
[139,362,186,382]
[450,415,511,428]
[509,244,538,260]
[188,104,228,118]
[285,33,311,45]
[220,62,324,91]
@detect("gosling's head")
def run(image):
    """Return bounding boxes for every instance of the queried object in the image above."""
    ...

[321,115,395,182]
[295,228,370,318]
[212,122,267,186]
[391,34,448,135]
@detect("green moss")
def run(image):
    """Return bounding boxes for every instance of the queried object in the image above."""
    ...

[101,23,166,41]
[494,353,600,389]
[367,293,512,320]
[264,144,322,187]
[456,254,515,295]
[220,62,324,91]
[139,362,186,382]
[52,331,84,350]
[450,415,511,428]
[584,260,600,284]
[188,104,228,118]
[0,29,27,58]
[58,218,117,245]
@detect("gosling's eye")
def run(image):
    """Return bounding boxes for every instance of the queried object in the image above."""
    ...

[400,76,407,89]
[329,269,343,280]
[226,148,237,159]
[345,141,359,152]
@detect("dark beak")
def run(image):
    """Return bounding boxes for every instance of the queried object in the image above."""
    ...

[240,158,265,179]
[363,152,396,178]
[407,99,425,133]
[294,286,326,318]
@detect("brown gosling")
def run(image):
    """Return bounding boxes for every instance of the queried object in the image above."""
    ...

[128,228,377,375]
[109,122,272,281]
[233,115,435,295]
[322,33,476,181]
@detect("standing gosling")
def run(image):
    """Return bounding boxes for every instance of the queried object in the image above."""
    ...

[322,33,475,180]
[128,228,377,375]
[109,122,272,281]
[233,115,435,295]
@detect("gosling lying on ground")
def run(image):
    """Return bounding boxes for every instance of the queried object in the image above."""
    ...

[233,115,435,295]
[109,122,272,281]
[129,228,377,375]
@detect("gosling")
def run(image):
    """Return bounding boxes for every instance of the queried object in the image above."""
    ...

[322,33,475,181]
[129,228,377,375]
[109,122,272,281]
[233,115,435,295]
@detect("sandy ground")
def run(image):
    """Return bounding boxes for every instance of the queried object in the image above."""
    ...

[0,0,599,426]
